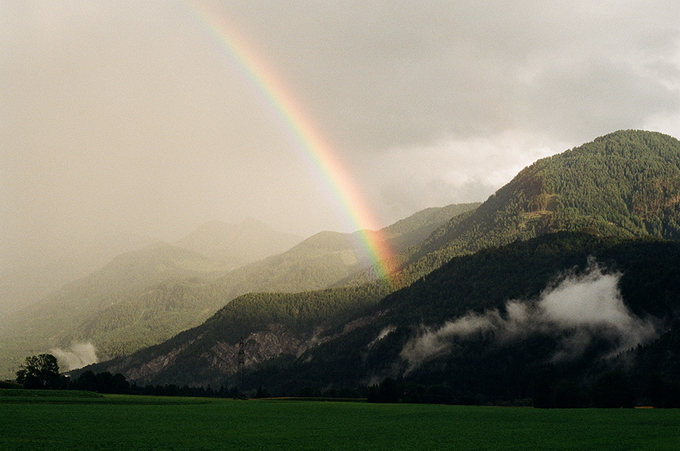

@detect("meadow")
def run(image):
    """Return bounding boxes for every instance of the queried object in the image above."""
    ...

[1,390,679,450]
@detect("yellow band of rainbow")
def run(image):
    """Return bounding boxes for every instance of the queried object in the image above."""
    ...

[183,2,398,284]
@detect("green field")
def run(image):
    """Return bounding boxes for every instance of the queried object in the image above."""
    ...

[1,391,678,450]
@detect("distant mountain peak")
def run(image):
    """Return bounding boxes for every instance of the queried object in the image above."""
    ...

[174,220,303,269]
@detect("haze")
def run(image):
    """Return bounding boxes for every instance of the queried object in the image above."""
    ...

[2,1,680,287]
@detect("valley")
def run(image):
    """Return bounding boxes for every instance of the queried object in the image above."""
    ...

[6,130,680,407]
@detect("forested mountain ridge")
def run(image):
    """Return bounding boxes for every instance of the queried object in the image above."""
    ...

[84,232,680,403]
[0,233,157,318]
[206,202,480,297]
[252,232,680,404]
[0,243,226,336]
[90,282,393,385]
[380,203,483,253]
[394,130,680,283]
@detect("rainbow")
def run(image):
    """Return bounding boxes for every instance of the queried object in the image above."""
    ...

[182,1,399,283]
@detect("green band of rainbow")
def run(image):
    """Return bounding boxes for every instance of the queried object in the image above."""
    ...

[183,1,398,283]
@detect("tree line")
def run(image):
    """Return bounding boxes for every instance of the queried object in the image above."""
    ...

[10,353,244,398]
[12,351,680,407]
[366,371,680,408]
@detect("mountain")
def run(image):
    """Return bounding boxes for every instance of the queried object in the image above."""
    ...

[381,203,484,253]
[260,233,680,405]
[212,202,481,297]
[0,243,227,376]
[0,233,156,318]
[0,204,474,379]
[174,219,303,269]
[391,129,680,284]
[81,130,680,405]
[36,221,306,360]
[86,232,680,401]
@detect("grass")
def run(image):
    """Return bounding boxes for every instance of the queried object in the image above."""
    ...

[1,392,679,450]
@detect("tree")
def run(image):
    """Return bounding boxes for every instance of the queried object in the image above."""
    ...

[367,377,403,403]
[16,354,62,389]
[592,370,635,408]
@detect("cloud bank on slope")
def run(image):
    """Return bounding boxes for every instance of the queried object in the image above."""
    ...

[51,342,98,372]
[400,262,658,374]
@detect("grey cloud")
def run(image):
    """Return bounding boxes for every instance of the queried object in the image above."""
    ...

[522,59,680,142]
[2,0,680,284]
[228,0,680,148]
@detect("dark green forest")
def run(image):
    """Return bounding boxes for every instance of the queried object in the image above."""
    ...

[238,233,680,406]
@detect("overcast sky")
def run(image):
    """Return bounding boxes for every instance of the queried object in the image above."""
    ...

[2,0,680,269]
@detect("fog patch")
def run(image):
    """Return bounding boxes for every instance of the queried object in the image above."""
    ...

[367,325,397,349]
[401,263,657,374]
[51,342,98,371]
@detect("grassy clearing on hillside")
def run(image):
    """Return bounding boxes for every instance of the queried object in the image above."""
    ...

[1,392,678,450]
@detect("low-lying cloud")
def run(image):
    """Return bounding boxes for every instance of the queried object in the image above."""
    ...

[367,325,397,350]
[51,342,98,371]
[401,263,657,374]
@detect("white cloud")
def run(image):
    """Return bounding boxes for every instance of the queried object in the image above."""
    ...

[367,325,397,349]
[400,263,658,374]
[51,342,98,372]
[363,130,569,223]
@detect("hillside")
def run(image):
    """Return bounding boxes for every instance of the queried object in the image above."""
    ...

[174,219,303,269]
[79,130,680,403]
[214,202,480,295]
[392,130,680,283]
[381,203,483,253]
[263,232,680,404]
[0,243,227,375]
[86,232,680,402]
[0,233,156,318]
[0,204,473,379]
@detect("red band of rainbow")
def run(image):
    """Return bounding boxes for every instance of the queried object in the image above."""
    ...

[183,2,398,284]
